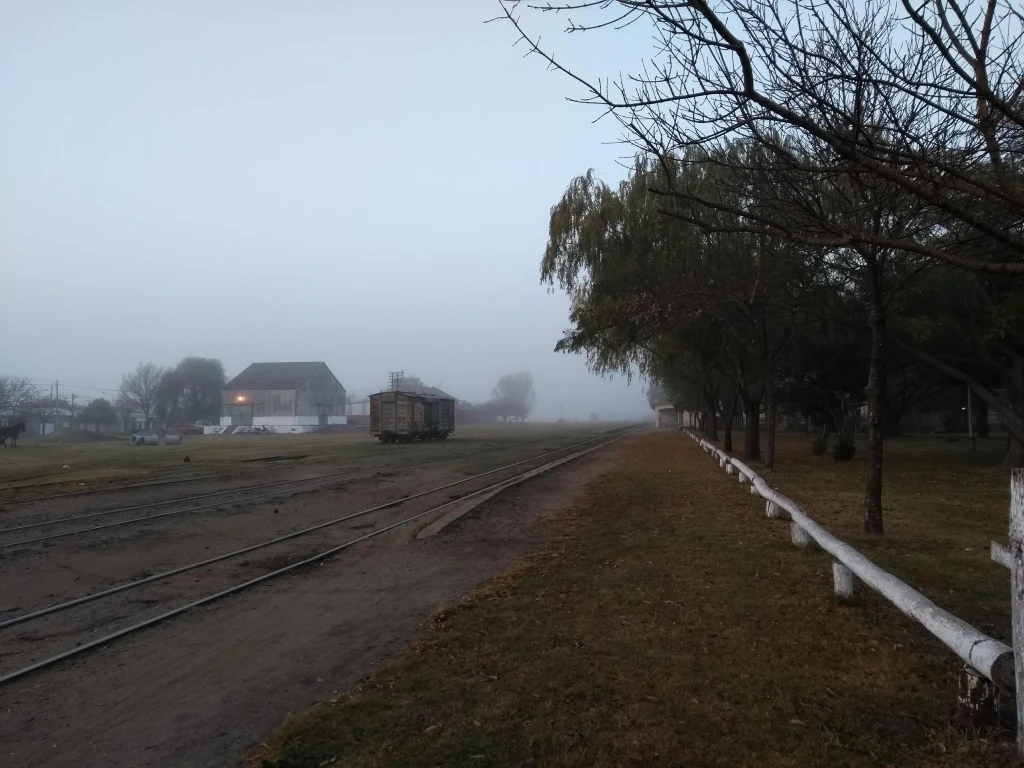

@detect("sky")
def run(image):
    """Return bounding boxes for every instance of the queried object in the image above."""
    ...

[0,0,658,421]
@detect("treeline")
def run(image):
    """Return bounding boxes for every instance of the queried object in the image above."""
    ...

[117,358,225,429]
[521,0,1024,536]
[458,371,537,423]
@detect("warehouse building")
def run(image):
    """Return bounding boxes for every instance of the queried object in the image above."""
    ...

[217,362,346,433]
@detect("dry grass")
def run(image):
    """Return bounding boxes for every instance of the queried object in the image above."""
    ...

[745,433,1011,643]
[252,432,1015,768]
[0,423,610,497]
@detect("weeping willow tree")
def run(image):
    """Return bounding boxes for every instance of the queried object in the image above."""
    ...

[542,152,817,469]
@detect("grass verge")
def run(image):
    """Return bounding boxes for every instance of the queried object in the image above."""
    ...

[252,431,1014,768]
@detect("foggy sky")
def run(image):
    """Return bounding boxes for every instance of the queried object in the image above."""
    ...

[1,1,656,421]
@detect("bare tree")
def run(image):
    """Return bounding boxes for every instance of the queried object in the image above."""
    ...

[119,362,166,430]
[0,375,39,414]
[500,0,1024,272]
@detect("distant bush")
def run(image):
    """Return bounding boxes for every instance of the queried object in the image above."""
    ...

[833,433,856,461]
[811,432,829,456]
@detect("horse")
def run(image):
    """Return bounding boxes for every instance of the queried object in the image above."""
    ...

[0,422,26,448]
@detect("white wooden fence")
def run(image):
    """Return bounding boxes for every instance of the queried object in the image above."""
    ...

[683,429,1021,749]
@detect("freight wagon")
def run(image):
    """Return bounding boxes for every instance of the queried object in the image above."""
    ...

[369,386,455,443]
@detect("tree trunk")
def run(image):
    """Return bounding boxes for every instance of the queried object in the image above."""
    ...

[704,389,719,442]
[1007,433,1024,468]
[863,287,887,536]
[741,396,761,461]
[723,394,738,452]
[976,397,989,438]
[764,376,777,470]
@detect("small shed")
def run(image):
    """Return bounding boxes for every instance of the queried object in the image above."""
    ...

[220,362,346,433]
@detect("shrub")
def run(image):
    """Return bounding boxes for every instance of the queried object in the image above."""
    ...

[833,433,856,461]
[811,432,829,456]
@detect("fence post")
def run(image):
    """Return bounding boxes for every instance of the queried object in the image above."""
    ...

[791,522,811,548]
[1009,469,1024,758]
[956,665,1000,729]
[832,562,854,601]
[766,500,783,519]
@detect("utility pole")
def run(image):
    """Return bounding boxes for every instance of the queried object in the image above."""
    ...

[55,380,60,433]
[70,393,76,431]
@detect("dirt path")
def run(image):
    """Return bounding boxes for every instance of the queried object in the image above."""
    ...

[0,441,626,768]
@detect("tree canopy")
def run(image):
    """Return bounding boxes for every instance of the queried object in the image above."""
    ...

[80,398,117,430]
[492,371,536,422]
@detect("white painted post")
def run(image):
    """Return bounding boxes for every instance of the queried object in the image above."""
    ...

[749,482,759,496]
[725,464,735,475]
[833,562,854,601]
[766,500,783,518]
[992,541,1011,569]
[791,522,811,548]
[1008,469,1024,758]
[737,472,747,484]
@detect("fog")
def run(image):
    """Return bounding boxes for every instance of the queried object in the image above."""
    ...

[1,1,656,422]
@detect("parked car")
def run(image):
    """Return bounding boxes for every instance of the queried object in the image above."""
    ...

[173,423,204,435]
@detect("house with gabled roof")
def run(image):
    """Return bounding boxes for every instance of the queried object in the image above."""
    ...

[217,362,346,433]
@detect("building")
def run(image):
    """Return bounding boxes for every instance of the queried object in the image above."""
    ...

[217,362,347,434]
[652,399,679,428]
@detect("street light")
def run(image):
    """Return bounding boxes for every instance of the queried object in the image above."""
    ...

[236,395,246,402]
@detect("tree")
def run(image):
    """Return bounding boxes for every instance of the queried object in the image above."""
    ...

[894,265,1024,463]
[80,398,117,432]
[175,357,225,422]
[504,0,1024,531]
[0,375,38,413]
[153,357,226,425]
[542,156,818,467]
[492,372,536,421]
[119,362,165,430]
[156,369,186,427]
[502,0,1024,273]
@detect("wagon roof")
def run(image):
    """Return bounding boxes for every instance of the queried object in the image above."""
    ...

[372,385,455,400]
[224,362,340,391]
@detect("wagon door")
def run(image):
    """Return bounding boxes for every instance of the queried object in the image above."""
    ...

[382,392,397,434]
[412,399,424,435]
[370,395,381,435]
[395,393,409,435]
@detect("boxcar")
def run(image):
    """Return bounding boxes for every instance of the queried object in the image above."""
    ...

[370,388,455,443]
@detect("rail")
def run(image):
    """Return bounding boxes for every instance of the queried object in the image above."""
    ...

[0,428,640,685]
[685,429,1016,700]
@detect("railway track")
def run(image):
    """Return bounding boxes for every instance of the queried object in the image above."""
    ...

[0,428,630,548]
[0,429,618,505]
[0,428,638,686]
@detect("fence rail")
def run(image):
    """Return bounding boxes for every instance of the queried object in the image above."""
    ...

[683,429,1017,723]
